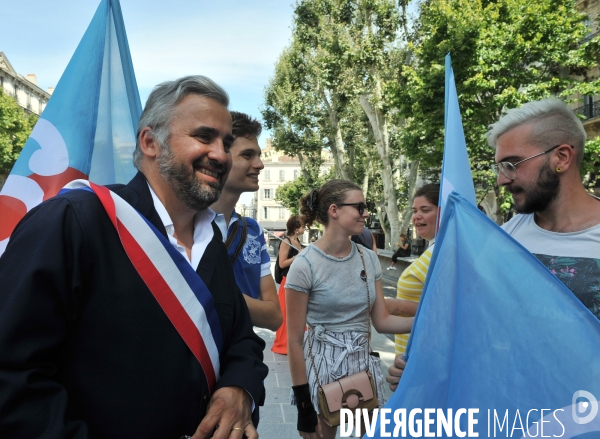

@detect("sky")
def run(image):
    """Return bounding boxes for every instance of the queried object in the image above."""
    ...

[1,0,295,147]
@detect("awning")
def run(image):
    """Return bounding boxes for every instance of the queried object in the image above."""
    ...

[259,220,287,230]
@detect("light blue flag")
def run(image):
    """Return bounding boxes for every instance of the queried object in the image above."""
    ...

[401,53,479,360]
[362,54,600,439]
[0,0,141,255]
[439,53,477,217]
[364,193,600,438]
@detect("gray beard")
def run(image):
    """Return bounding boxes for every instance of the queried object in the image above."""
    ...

[156,145,223,211]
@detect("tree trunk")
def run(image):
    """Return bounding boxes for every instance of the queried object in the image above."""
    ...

[297,154,306,179]
[399,159,420,235]
[321,90,348,179]
[362,157,371,195]
[359,92,399,250]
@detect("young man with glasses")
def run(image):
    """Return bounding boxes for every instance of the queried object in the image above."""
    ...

[489,98,600,319]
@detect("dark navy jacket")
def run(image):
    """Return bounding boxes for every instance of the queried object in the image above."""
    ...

[0,172,267,438]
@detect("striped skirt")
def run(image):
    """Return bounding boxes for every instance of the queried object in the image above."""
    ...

[290,326,387,413]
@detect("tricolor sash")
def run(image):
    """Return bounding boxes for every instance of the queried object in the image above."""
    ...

[61,179,222,391]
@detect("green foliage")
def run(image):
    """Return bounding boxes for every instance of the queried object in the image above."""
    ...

[582,137,600,189]
[263,0,401,185]
[0,89,37,175]
[275,177,309,214]
[262,42,338,174]
[395,0,600,204]
[265,0,600,221]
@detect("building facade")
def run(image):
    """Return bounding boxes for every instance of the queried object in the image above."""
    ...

[0,52,52,115]
[256,139,333,233]
[574,0,600,138]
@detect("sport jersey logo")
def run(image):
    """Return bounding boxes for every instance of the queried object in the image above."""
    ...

[243,235,262,265]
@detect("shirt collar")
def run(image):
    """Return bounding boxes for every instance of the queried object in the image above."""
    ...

[213,209,239,240]
[147,183,217,237]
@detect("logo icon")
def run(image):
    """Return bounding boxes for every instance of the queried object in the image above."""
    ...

[572,390,598,425]
[243,235,262,264]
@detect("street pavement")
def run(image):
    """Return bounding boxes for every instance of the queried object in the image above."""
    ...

[255,256,399,438]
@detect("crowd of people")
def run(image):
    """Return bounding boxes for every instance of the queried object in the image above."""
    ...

[0,71,598,439]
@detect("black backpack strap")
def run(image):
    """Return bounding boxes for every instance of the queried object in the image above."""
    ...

[224,220,240,250]
[230,217,248,263]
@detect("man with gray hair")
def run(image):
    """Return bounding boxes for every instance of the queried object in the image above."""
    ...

[0,76,267,439]
[386,98,600,391]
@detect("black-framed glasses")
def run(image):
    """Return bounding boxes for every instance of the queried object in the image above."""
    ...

[491,144,574,180]
[338,202,367,216]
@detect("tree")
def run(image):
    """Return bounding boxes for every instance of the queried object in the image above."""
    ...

[264,2,387,220]
[294,0,361,180]
[395,0,600,219]
[350,0,407,248]
[283,0,413,248]
[275,176,311,215]
[264,31,353,181]
[275,168,334,214]
[582,137,600,189]
[0,89,38,176]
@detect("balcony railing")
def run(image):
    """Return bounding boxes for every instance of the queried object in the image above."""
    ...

[574,100,600,121]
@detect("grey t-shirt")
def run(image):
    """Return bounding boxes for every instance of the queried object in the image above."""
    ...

[285,242,382,332]
[502,212,600,318]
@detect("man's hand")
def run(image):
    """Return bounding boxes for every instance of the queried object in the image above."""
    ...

[192,386,256,439]
[386,355,406,391]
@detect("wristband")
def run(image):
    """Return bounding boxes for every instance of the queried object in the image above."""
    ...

[292,383,318,433]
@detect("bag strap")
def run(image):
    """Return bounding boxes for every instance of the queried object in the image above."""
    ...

[224,220,240,249]
[278,237,292,266]
[306,242,372,389]
[356,244,372,365]
[229,217,247,263]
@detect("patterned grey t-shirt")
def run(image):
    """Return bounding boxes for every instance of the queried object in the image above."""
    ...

[502,213,600,319]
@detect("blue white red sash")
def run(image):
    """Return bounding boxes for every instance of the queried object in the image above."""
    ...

[62,180,222,391]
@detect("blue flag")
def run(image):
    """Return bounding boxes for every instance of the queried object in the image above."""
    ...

[0,0,141,255]
[439,53,476,222]
[366,193,600,438]
[362,54,600,438]
[402,53,478,359]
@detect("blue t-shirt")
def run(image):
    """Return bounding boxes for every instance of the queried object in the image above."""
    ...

[214,211,271,299]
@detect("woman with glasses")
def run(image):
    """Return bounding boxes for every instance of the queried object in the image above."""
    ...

[272,214,304,355]
[385,183,439,357]
[285,179,413,439]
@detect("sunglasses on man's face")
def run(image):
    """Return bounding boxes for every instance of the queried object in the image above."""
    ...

[338,202,367,216]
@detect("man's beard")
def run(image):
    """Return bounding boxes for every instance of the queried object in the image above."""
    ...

[509,163,560,214]
[157,144,224,211]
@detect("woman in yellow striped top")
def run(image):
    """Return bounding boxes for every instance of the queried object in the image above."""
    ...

[386,183,439,356]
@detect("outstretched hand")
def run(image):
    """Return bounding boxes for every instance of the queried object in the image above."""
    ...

[386,355,407,391]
